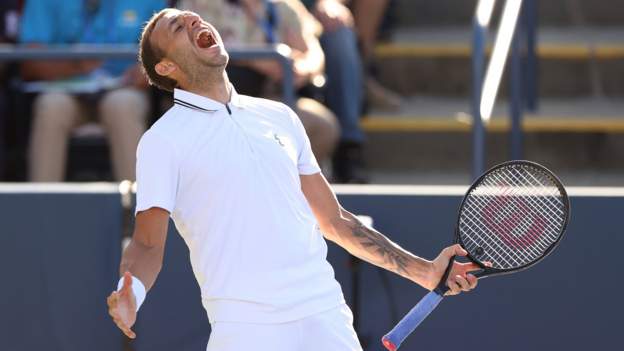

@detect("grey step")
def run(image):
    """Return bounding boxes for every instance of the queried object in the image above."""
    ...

[362,96,624,133]
[376,56,624,97]
[360,96,624,173]
[374,27,624,97]
[363,130,624,173]
[394,0,624,28]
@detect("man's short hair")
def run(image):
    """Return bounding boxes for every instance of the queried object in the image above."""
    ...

[139,9,178,92]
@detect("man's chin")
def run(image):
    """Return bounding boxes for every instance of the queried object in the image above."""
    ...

[200,53,228,68]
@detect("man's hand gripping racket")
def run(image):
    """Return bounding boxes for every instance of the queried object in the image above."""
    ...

[382,161,570,351]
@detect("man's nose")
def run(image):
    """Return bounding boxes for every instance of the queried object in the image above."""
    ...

[182,12,200,28]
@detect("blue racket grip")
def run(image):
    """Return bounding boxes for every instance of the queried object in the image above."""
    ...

[381,291,445,351]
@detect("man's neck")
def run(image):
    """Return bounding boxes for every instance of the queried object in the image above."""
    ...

[185,70,232,104]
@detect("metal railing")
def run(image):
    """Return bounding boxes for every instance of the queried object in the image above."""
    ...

[0,44,296,108]
[471,0,538,179]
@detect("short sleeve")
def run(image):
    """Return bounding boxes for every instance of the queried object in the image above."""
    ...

[19,0,54,43]
[135,131,179,215]
[286,106,321,175]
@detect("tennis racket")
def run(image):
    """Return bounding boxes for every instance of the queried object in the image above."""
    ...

[381,160,570,351]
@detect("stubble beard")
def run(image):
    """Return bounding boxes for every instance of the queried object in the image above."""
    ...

[181,52,229,90]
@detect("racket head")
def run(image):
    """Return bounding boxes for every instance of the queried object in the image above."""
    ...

[455,160,570,277]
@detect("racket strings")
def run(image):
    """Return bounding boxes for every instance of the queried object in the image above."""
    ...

[514,168,566,217]
[481,167,564,252]
[504,171,565,240]
[485,167,565,219]
[459,164,566,269]
[463,198,535,266]
[471,171,562,262]
[464,197,548,264]
[462,196,547,268]
[502,168,567,236]
[465,186,556,257]
[478,174,561,248]
[460,209,521,267]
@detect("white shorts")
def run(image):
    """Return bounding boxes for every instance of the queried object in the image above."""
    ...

[206,304,363,351]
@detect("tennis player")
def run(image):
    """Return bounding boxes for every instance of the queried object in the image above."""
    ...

[107,8,480,350]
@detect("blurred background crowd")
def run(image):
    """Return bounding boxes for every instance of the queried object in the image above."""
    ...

[0,0,403,184]
[3,0,624,187]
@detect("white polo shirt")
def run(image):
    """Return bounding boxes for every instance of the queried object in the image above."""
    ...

[135,86,345,323]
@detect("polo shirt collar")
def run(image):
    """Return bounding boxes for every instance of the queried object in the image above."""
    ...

[173,84,244,113]
[229,85,244,108]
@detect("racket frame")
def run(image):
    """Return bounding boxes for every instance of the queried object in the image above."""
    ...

[454,160,570,279]
[382,160,570,351]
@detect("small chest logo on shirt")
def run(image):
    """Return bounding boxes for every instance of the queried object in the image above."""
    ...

[273,133,285,147]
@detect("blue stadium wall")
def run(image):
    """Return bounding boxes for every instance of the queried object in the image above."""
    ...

[0,185,621,351]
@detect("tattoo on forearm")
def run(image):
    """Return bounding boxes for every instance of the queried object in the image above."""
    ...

[350,221,411,275]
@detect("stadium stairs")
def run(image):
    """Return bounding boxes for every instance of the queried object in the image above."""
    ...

[364,0,624,185]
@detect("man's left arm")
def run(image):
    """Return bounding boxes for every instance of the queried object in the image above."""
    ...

[301,173,480,295]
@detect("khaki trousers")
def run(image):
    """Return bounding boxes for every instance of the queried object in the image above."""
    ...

[28,88,148,182]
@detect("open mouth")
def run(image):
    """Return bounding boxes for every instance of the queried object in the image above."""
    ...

[196,30,217,49]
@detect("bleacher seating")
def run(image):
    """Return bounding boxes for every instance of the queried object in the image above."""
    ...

[362,0,624,177]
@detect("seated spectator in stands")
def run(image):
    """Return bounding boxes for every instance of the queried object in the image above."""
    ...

[177,0,339,166]
[350,0,402,110]
[19,0,165,182]
[0,0,22,179]
[300,0,368,183]
[0,0,19,44]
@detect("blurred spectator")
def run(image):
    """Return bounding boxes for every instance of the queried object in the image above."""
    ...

[307,0,368,183]
[19,0,165,182]
[301,0,368,183]
[177,0,340,166]
[0,0,20,44]
[0,0,22,179]
[307,0,401,111]
[351,0,401,110]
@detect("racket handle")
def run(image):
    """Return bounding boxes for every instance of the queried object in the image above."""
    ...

[381,291,445,351]
[381,255,455,350]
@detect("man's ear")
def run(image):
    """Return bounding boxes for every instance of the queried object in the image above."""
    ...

[155,60,177,77]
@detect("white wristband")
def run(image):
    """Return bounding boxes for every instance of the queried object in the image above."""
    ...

[117,275,146,312]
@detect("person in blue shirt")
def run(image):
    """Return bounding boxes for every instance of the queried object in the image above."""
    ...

[19,0,166,182]
[298,0,368,183]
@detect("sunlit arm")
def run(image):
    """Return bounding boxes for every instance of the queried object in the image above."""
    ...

[300,174,437,290]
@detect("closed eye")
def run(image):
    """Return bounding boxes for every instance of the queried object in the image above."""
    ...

[168,15,183,34]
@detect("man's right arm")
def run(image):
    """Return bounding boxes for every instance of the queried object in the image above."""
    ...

[107,206,169,339]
